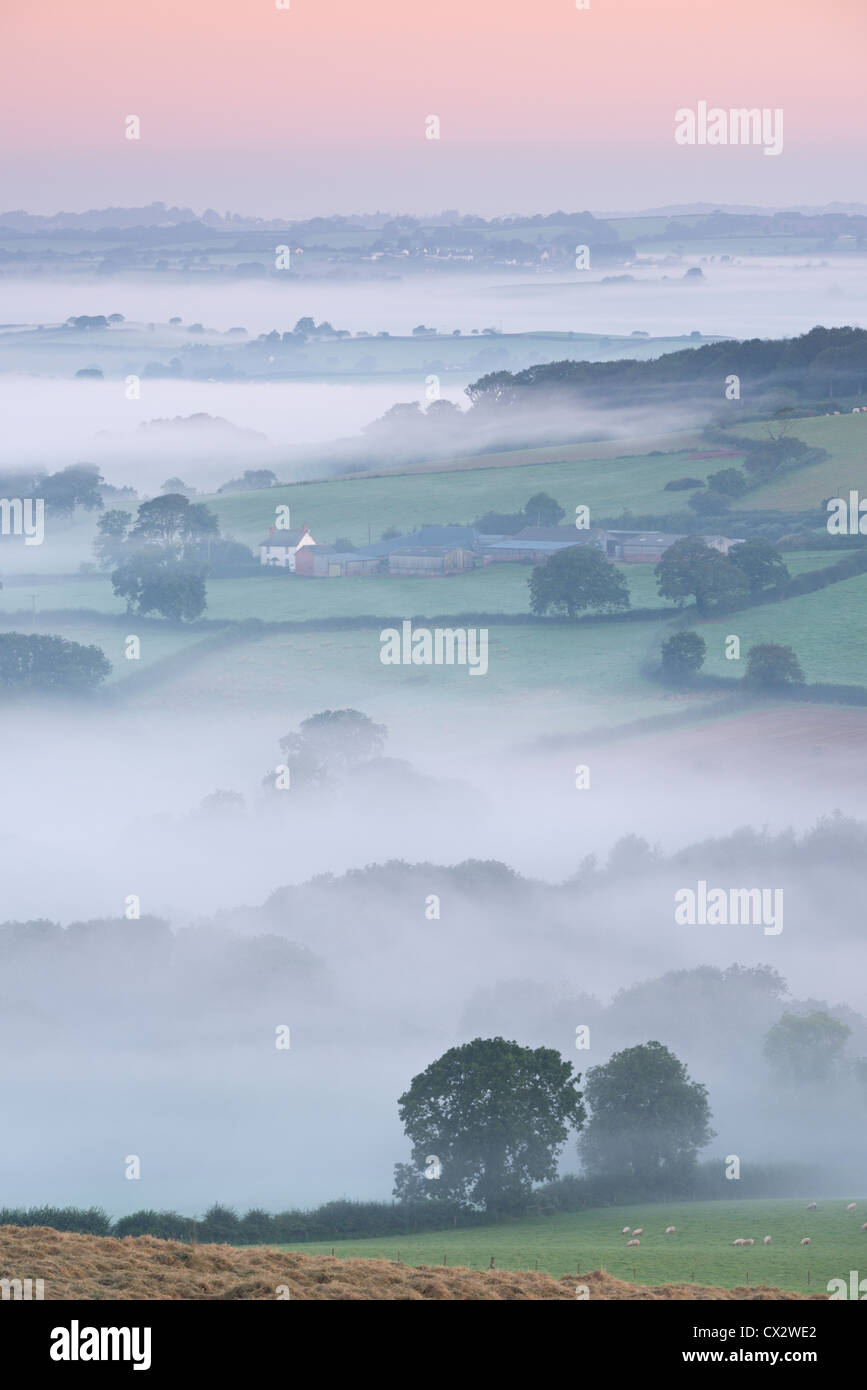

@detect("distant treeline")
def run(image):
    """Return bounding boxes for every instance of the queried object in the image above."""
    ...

[0,1163,822,1245]
[465,326,867,411]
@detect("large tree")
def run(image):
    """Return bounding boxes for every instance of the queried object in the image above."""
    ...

[763,1011,851,1084]
[728,538,789,596]
[393,1037,585,1214]
[579,1041,714,1184]
[129,493,218,551]
[112,554,206,621]
[529,544,629,618]
[271,709,387,790]
[655,536,748,614]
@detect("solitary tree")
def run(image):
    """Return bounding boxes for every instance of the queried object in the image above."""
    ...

[744,642,804,689]
[529,545,629,618]
[579,1041,714,1185]
[393,1037,585,1214]
[660,630,706,683]
[274,709,387,789]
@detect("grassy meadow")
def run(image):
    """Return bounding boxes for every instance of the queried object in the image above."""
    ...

[273,1197,866,1295]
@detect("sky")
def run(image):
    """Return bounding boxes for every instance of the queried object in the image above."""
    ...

[1,0,864,217]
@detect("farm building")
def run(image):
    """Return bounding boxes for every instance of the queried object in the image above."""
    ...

[602,530,743,562]
[386,545,478,576]
[296,546,379,578]
[259,523,316,570]
[483,526,605,564]
[363,525,483,559]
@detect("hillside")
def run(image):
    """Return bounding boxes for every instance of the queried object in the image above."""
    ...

[0,1226,823,1300]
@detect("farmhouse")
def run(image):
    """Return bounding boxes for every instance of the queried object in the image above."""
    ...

[259,523,316,571]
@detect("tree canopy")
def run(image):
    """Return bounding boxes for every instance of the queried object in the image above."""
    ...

[529,544,630,618]
[393,1037,585,1214]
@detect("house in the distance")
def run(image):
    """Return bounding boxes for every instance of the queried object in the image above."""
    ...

[259,523,316,570]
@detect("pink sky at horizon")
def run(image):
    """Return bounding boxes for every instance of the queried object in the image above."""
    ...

[1,0,864,215]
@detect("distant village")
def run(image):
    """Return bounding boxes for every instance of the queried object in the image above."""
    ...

[260,523,743,577]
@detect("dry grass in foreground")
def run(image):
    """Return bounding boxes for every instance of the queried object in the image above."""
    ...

[0,1227,827,1300]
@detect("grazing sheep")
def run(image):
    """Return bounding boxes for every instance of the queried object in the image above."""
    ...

[626,1239,640,1247]
[732,1238,746,1246]
[745,1238,755,1246]
[861,1223,867,1231]
[763,1236,772,1245]
[622,1226,631,1234]
[800,1237,811,1246]
[807,1202,817,1211]
[632,1228,643,1236]
[846,1202,857,1212]
[665,1226,676,1235]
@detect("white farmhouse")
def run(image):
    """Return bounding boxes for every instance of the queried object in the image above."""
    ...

[259,523,316,571]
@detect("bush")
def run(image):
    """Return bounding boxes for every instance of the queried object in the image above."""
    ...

[113,1210,191,1241]
[744,643,805,689]
[664,477,704,491]
[661,630,706,682]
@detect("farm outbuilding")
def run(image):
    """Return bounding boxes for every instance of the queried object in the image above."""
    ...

[296,546,379,577]
[483,526,605,564]
[602,530,743,562]
[386,545,477,576]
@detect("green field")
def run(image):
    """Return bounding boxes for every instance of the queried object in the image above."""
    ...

[206,446,725,549]
[0,561,683,623]
[271,1198,864,1294]
[114,618,699,740]
[733,413,867,512]
[699,567,867,686]
[0,616,211,684]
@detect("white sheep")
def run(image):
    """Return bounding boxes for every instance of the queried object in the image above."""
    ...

[846,1202,857,1212]
[732,1238,746,1246]
[632,1227,643,1236]
[621,1226,631,1234]
[626,1238,640,1247]
[800,1237,811,1246]
[806,1202,817,1211]
[745,1238,755,1246]
[861,1223,867,1231]
[665,1226,676,1235]
[763,1236,772,1245]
